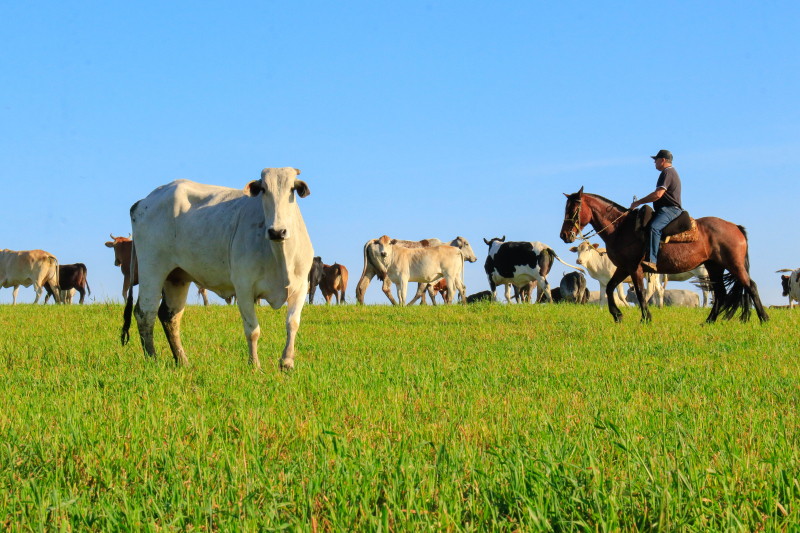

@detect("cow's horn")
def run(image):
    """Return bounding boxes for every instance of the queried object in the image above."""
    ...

[501,235,506,242]
[776,269,794,273]
[128,233,131,239]
[110,233,115,240]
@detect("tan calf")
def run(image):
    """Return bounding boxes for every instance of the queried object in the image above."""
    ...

[374,236,466,306]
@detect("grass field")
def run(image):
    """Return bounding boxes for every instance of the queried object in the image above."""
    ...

[0,302,798,531]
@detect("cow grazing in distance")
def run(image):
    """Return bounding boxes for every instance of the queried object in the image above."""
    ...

[43,263,91,304]
[651,265,712,307]
[308,256,324,304]
[466,290,493,304]
[320,263,348,304]
[559,271,588,303]
[483,236,583,303]
[0,249,60,304]
[627,288,700,308]
[777,269,800,308]
[370,236,467,305]
[357,236,478,305]
[121,167,313,370]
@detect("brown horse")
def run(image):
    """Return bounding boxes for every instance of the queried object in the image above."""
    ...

[559,187,768,324]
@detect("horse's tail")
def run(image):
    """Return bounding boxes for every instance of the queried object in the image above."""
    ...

[121,241,137,345]
[719,225,752,322]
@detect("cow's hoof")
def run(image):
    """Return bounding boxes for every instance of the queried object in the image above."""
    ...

[280,358,295,371]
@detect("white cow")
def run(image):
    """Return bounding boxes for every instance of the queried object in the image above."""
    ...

[568,242,630,308]
[777,269,800,308]
[121,167,313,370]
[370,235,467,306]
[0,249,60,304]
[60,288,76,304]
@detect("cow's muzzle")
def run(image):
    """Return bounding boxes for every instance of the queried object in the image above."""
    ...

[268,228,288,241]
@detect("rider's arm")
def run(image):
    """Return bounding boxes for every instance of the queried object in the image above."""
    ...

[630,188,665,210]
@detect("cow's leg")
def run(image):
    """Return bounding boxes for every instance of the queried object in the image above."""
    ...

[33,283,44,304]
[532,274,553,304]
[198,287,209,306]
[356,265,377,305]
[427,284,437,305]
[504,284,512,303]
[599,283,608,307]
[397,276,409,306]
[381,276,399,306]
[12,285,19,305]
[281,281,308,370]
[77,287,86,305]
[235,290,262,368]
[605,269,629,322]
[308,283,316,304]
[614,283,627,308]
[122,278,130,301]
[324,290,332,305]
[407,283,428,306]
[159,281,191,366]
[489,278,498,302]
[630,269,652,322]
[135,272,169,359]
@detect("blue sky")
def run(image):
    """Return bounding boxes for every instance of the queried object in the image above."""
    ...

[1,1,798,305]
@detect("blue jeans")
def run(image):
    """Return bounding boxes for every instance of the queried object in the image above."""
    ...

[649,206,683,263]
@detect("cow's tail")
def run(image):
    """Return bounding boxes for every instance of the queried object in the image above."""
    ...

[121,241,137,345]
[49,255,61,303]
[82,264,91,296]
[548,248,585,274]
[357,239,378,304]
[719,225,752,322]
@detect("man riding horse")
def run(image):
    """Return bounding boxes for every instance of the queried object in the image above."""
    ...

[629,149,682,273]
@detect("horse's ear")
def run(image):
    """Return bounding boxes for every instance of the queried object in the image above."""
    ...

[563,193,569,198]
[578,186,584,195]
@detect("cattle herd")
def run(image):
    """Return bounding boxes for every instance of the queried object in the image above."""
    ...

[0,167,794,369]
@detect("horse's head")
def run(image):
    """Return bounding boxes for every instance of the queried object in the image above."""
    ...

[560,186,589,243]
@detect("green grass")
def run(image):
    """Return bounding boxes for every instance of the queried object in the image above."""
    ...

[0,302,798,531]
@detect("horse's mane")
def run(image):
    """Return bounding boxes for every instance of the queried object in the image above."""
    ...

[584,193,629,212]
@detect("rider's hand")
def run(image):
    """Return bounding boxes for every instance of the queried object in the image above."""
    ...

[629,201,639,210]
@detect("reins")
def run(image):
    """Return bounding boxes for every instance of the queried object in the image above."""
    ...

[564,197,630,244]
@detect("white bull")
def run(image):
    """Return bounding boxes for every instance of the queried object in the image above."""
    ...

[569,242,629,308]
[371,235,466,305]
[0,249,60,304]
[121,167,313,370]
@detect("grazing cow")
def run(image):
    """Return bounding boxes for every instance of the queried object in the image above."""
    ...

[483,236,583,303]
[466,290,493,303]
[308,256,324,304]
[586,291,601,304]
[0,249,60,304]
[777,269,800,308]
[559,271,588,303]
[627,288,700,308]
[43,263,91,304]
[320,263,348,304]
[121,167,313,370]
[549,287,563,303]
[370,236,466,305]
[357,236,477,305]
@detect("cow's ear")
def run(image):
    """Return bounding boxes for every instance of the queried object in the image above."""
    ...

[569,246,577,252]
[782,275,789,280]
[294,168,301,175]
[104,241,115,248]
[592,243,599,249]
[293,180,310,198]
[244,180,263,197]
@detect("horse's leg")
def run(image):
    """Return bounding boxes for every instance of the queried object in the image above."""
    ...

[703,262,726,323]
[605,269,629,323]
[630,269,652,322]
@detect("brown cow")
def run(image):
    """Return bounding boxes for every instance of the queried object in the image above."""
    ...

[320,263,348,304]
[431,278,448,304]
[105,233,211,305]
[44,263,91,304]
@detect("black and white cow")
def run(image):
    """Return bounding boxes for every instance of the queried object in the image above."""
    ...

[482,236,584,303]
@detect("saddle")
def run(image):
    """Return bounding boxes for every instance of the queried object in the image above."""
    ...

[634,206,699,243]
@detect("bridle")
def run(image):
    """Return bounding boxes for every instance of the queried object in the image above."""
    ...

[564,196,629,243]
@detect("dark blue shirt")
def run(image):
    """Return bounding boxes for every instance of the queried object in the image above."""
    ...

[655,166,682,210]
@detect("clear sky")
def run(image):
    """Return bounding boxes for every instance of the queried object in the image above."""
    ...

[1,1,798,306]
